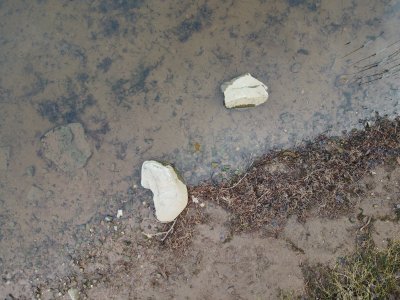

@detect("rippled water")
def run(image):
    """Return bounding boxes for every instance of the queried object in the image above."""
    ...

[0,0,399,293]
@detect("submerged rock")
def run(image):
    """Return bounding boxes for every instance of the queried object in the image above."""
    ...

[221,73,269,108]
[26,165,36,177]
[27,185,46,203]
[41,123,92,173]
[141,160,188,222]
[0,146,10,171]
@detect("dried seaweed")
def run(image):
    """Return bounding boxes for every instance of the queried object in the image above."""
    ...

[160,201,208,251]
[165,116,400,251]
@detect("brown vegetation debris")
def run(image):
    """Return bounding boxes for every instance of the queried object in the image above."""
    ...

[189,116,400,235]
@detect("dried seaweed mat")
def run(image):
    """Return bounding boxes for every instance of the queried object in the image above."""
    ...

[165,116,400,250]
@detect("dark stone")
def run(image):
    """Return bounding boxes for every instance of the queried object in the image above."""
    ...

[102,19,120,36]
[297,48,309,55]
[288,0,305,7]
[97,57,113,72]
[98,0,143,13]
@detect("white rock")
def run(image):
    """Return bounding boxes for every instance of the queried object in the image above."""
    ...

[141,160,188,223]
[117,209,123,219]
[68,288,80,300]
[221,73,269,108]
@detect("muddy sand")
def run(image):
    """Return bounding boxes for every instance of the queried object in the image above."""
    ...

[1,117,400,299]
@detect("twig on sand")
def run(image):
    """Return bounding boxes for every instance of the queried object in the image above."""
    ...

[221,172,249,190]
[359,216,372,232]
[142,219,177,241]
[221,160,255,191]
[161,219,177,242]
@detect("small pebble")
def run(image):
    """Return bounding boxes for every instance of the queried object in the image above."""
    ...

[104,215,113,222]
[67,288,80,300]
[26,165,36,176]
[290,62,301,73]
[227,286,235,294]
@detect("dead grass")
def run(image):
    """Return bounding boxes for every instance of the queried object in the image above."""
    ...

[164,116,400,250]
[303,240,400,299]
[192,116,400,233]
[160,201,208,251]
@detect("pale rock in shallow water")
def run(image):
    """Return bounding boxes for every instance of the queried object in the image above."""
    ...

[221,73,269,108]
[27,185,45,202]
[141,160,188,222]
[41,123,92,173]
[0,146,10,171]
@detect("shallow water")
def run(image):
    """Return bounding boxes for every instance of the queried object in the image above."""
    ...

[0,0,399,294]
